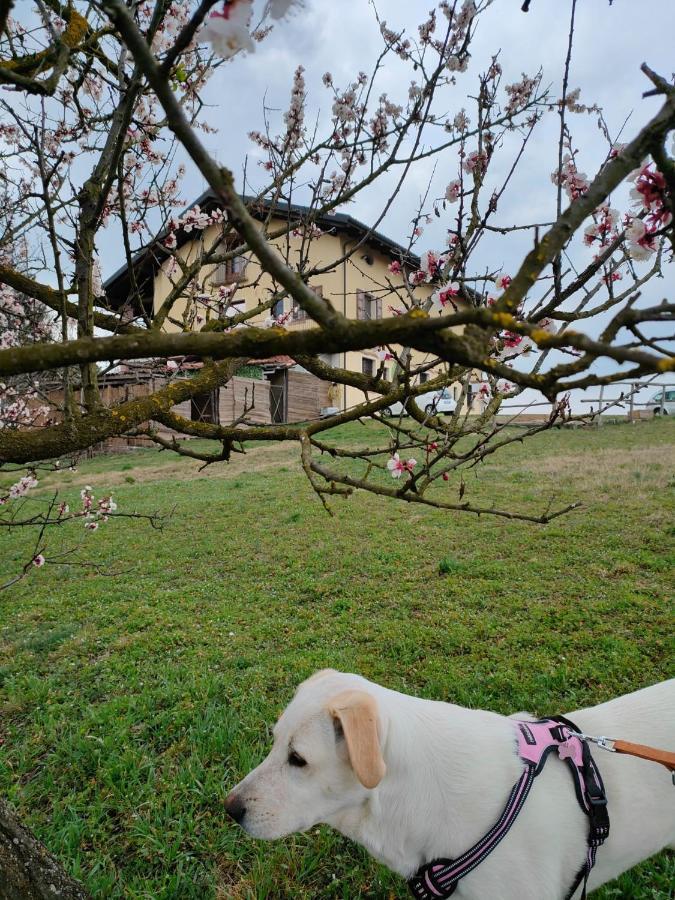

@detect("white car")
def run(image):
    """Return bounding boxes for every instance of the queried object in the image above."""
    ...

[645,389,675,416]
[383,388,457,417]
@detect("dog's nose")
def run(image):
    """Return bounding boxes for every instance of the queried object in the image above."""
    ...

[225,792,247,824]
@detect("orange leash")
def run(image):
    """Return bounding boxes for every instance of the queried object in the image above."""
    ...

[568,730,675,781]
[612,739,675,773]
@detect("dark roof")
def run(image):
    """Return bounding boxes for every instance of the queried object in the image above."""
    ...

[103,191,420,310]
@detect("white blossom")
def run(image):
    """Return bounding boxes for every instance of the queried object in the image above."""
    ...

[202,1,255,59]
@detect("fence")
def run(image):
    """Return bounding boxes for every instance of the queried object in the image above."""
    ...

[579,381,674,424]
[494,379,673,426]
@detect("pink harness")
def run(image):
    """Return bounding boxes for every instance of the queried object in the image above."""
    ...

[408,715,609,900]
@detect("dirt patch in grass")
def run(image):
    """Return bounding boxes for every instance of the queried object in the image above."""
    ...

[215,863,255,900]
[526,444,673,481]
[39,441,301,492]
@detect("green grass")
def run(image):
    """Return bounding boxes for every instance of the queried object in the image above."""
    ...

[1,419,674,899]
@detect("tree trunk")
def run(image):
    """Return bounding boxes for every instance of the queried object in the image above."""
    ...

[0,797,91,900]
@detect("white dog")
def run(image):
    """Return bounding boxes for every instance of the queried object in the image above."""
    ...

[226,670,675,899]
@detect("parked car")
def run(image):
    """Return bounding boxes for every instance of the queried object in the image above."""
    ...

[645,389,675,416]
[383,388,457,417]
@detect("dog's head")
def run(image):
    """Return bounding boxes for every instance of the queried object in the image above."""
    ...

[225,670,387,838]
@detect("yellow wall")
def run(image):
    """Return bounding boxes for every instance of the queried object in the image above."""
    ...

[152,219,484,414]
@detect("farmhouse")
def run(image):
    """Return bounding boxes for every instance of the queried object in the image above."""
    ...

[104,192,483,426]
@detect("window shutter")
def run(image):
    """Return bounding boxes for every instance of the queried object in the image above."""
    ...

[233,256,248,277]
[375,297,382,319]
[357,290,366,320]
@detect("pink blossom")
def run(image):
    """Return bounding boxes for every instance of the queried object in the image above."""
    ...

[434,282,460,307]
[624,163,672,261]
[538,317,557,334]
[32,554,46,568]
[552,154,589,202]
[419,250,442,281]
[445,180,461,203]
[502,331,524,349]
[82,75,103,102]
[505,73,538,115]
[387,453,417,479]
[388,260,402,275]
[462,150,487,176]
[85,521,99,531]
[5,473,39,501]
[284,65,306,152]
[624,215,659,262]
[494,274,512,291]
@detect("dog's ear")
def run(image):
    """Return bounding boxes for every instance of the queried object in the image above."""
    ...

[327,690,386,789]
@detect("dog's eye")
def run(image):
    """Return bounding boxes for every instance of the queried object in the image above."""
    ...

[288,750,307,768]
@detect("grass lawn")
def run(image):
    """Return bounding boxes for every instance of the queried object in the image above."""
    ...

[0,418,673,899]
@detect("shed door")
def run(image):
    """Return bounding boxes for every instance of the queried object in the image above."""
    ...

[191,389,220,424]
[270,385,285,423]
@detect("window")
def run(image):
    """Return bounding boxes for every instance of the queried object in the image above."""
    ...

[420,372,429,384]
[357,290,382,320]
[362,357,375,376]
[292,285,323,321]
[211,248,248,286]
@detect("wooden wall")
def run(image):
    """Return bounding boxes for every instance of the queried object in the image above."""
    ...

[286,369,330,422]
[23,371,329,455]
[218,377,271,425]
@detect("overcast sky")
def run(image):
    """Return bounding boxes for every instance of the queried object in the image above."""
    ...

[195,0,675,244]
[176,0,674,412]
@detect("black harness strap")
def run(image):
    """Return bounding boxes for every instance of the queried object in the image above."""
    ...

[552,716,610,900]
